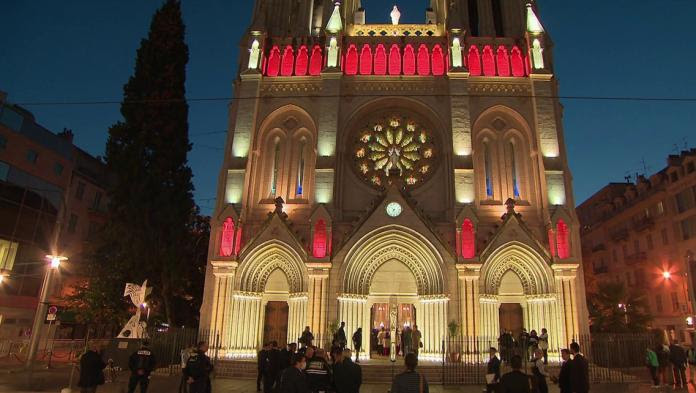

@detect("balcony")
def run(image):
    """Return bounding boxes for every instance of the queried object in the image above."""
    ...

[633,216,655,232]
[624,251,647,266]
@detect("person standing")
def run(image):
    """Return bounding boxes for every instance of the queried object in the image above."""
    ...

[377,327,386,356]
[179,345,197,393]
[551,349,572,393]
[532,348,549,393]
[538,328,549,365]
[500,355,531,393]
[336,322,347,350]
[402,326,412,356]
[352,328,362,363]
[258,343,270,391]
[279,354,309,393]
[687,340,696,383]
[300,327,314,348]
[485,347,501,393]
[280,343,298,372]
[78,341,106,393]
[412,325,422,358]
[645,346,660,387]
[669,340,688,388]
[263,341,281,393]
[569,342,589,393]
[184,341,213,393]
[305,348,331,393]
[390,353,429,393]
[333,349,362,393]
[127,340,156,393]
[656,342,672,386]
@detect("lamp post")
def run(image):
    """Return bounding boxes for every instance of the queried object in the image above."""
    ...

[25,255,66,369]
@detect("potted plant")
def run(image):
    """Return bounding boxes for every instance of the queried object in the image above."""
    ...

[448,320,460,362]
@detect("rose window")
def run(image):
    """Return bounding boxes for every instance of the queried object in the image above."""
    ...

[352,115,436,188]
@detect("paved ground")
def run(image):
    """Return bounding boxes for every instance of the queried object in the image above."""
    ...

[1,363,694,393]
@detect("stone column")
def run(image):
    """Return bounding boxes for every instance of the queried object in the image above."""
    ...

[479,295,500,346]
[419,295,449,356]
[228,292,263,358]
[457,264,481,339]
[338,294,368,351]
[553,264,580,344]
[209,261,237,356]
[288,294,309,345]
[307,270,329,343]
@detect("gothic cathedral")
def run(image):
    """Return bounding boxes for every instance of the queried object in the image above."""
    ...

[200,0,589,360]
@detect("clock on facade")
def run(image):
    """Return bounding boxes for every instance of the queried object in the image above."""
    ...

[385,202,402,217]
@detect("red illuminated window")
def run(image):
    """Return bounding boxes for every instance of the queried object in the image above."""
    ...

[482,45,495,76]
[309,45,323,76]
[403,44,416,75]
[313,219,327,258]
[431,45,445,75]
[281,45,294,76]
[345,44,358,75]
[461,219,475,258]
[234,226,243,256]
[360,44,372,75]
[548,229,556,257]
[389,44,401,75]
[417,45,430,76]
[220,217,235,257]
[374,44,387,75]
[511,46,525,77]
[467,45,481,76]
[295,45,309,76]
[556,219,570,259]
[266,45,281,77]
[496,46,510,77]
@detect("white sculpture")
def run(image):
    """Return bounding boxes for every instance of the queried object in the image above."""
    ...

[390,5,401,25]
[248,39,260,70]
[117,280,151,339]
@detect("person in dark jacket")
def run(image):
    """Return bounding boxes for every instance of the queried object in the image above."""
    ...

[263,341,281,393]
[280,343,298,372]
[569,343,589,393]
[78,342,106,393]
[279,354,308,393]
[305,348,331,393]
[352,329,362,363]
[656,343,672,386]
[551,349,572,393]
[333,349,362,393]
[500,355,531,393]
[391,353,429,393]
[127,340,156,393]
[335,322,347,350]
[669,341,688,388]
[300,327,314,348]
[258,343,270,391]
[184,341,213,393]
[486,347,501,393]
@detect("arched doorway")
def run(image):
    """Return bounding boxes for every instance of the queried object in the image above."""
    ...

[340,226,447,359]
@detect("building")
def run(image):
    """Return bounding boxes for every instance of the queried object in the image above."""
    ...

[0,92,107,339]
[200,0,589,359]
[577,149,696,341]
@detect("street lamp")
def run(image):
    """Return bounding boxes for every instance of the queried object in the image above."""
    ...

[25,255,67,369]
[663,271,672,279]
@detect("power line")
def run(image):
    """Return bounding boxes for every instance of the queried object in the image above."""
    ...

[12,93,696,107]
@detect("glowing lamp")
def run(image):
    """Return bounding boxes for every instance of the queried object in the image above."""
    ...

[687,316,694,326]
[46,255,67,268]
[662,271,672,279]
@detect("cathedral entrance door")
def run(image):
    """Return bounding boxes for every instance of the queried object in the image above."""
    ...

[499,303,524,338]
[263,301,289,347]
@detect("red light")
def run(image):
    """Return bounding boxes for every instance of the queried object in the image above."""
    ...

[417,44,430,76]
[556,219,570,259]
[468,45,481,76]
[461,219,475,258]
[496,46,510,77]
[266,45,281,77]
[313,219,327,258]
[374,44,387,75]
[403,44,416,75]
[345,44,358,75]
[431,45,445,76]
[309,45,323,76]
[281,45,294,76]
[511,46,525,77]
[482,45,495,76]
[295,45,308,76]
[389,44,401,75]
[220,217,235,257]
[360,44,373,75]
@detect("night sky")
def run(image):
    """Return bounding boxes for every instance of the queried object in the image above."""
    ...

[2,1,695,214]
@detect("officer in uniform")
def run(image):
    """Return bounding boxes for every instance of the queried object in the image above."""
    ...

[128,340,157,393]
[184,341,213,393]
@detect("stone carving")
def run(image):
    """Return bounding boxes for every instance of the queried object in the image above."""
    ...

[390,6,401,25]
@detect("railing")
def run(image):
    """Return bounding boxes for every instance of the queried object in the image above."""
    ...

[348,24,441,37]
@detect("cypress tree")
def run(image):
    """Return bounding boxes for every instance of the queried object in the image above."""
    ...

[85,0,194,326]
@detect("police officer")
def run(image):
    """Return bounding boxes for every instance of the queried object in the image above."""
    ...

[184,341,213,393]
[128,340,156,393]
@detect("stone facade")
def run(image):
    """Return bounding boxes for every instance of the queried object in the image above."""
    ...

[200,0,589,359]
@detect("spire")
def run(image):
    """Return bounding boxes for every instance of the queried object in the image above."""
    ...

[526,2,544,33]
[326,2,343,34]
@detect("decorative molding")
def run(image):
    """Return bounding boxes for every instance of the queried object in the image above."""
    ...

[260,81,322,96]
[468,81,531,96]
[348,24,442,37]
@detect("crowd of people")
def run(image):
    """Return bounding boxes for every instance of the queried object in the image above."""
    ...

[486,342,589,393]
[497,328,550,365]
[373,325,423,358]
[645,340,696,389]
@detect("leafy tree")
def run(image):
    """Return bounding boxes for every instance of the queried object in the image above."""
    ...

[68,0,197,327]
[588,281,653,333]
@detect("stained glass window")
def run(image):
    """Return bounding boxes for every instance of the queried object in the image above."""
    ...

[484,142,494,198]
[510,142,520,198]
[270,138,280,196]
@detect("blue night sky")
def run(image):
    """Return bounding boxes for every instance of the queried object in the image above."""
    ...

[1,1,695,214]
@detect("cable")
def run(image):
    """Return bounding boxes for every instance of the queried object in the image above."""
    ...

[12,93,696,107]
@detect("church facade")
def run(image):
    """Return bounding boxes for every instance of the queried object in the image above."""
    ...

[200,0,589,360]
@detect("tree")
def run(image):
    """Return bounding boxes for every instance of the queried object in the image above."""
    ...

[70,0,195,327]
[588,281,653,333]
